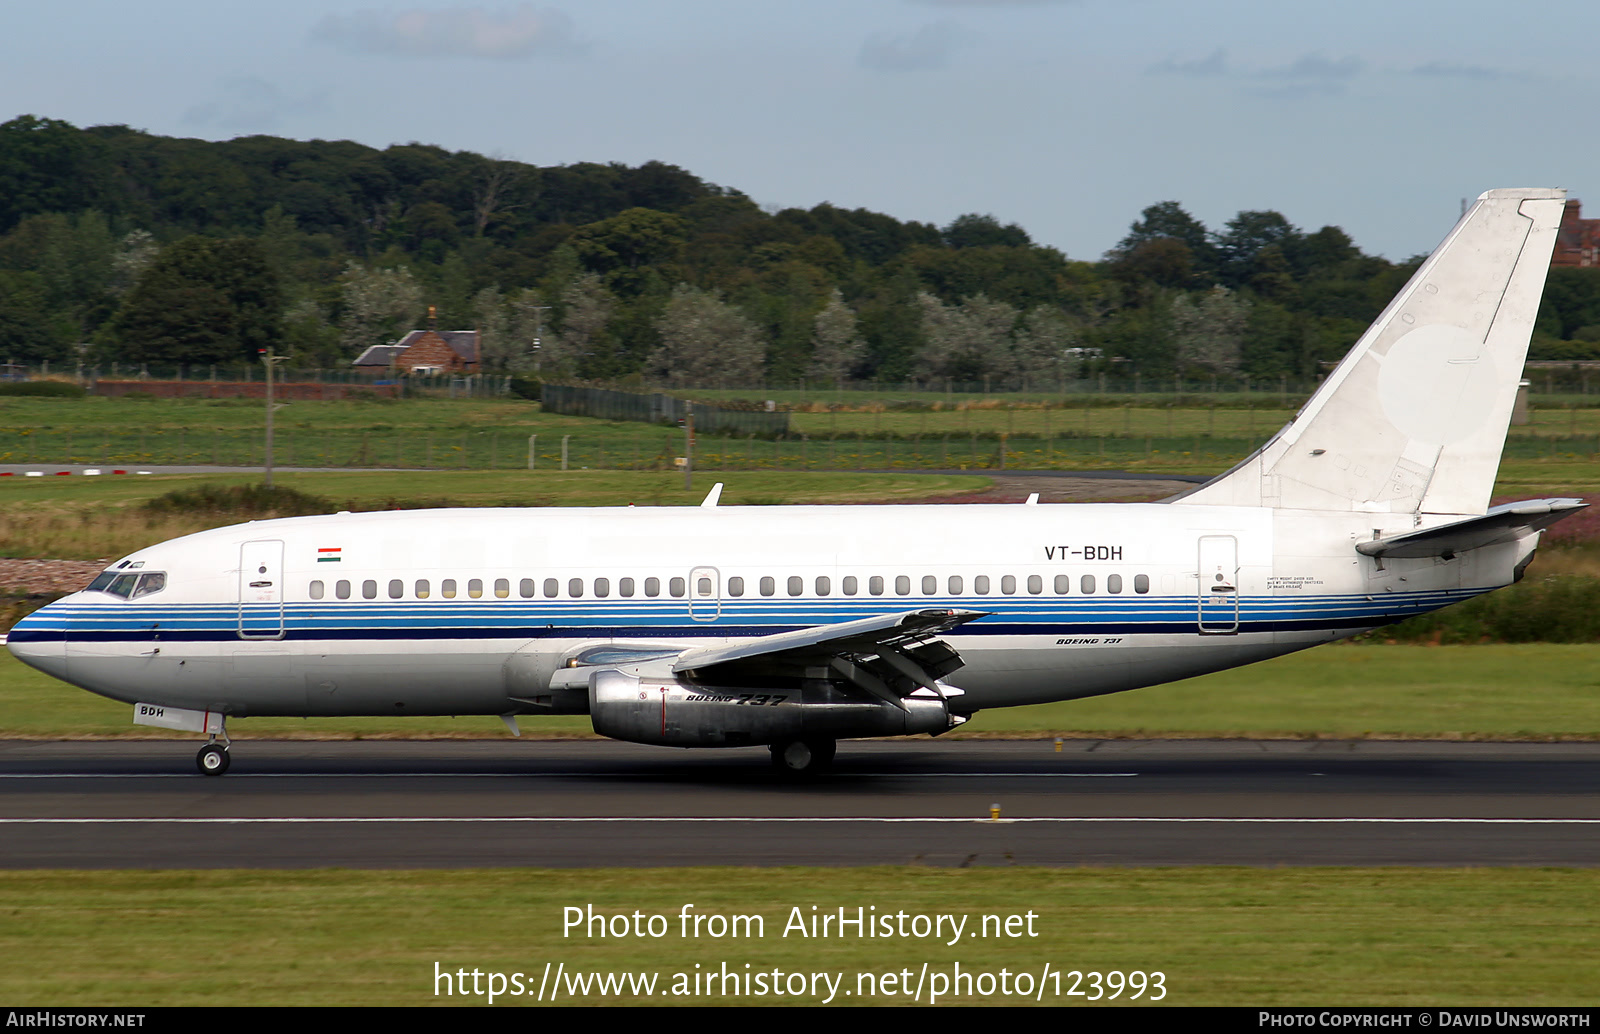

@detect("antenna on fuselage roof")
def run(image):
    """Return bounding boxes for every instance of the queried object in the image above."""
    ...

[700,483,724,508]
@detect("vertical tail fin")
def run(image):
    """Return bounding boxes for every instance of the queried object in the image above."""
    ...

[1182,188,1565,516]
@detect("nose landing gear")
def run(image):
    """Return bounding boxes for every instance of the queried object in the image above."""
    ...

[196,719,232,776]
[196,742,230,776]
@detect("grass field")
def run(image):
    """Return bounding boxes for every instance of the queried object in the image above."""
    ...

[6,643,1596,741]
[2,867,1596,1005]
[0,469,986,562]
[2,394,1598,472]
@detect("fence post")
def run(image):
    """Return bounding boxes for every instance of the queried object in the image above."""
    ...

[561,435,570,471]
[528,435,537,470]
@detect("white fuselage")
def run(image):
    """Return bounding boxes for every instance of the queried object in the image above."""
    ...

[8,501,1530,721]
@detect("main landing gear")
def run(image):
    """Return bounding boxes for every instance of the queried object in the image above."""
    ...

[769,737,836,776]
[196,721,232,776]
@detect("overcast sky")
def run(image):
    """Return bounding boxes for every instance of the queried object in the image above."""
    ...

[9,0,1597,262]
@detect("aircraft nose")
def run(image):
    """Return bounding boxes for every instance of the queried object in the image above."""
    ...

[7,602,70,682]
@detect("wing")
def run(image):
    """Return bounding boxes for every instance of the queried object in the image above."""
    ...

[670,608,987,711]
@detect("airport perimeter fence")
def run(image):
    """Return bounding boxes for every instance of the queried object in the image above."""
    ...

[0,361,512,399]
[7,360,1600,408]
[4,425,1599,473]
[539,383,790,435]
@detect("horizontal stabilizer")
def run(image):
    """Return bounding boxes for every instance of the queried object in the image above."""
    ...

[1355,498,1586,559]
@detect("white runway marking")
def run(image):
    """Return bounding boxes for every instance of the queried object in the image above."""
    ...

[0,771,1142,779]
[3,816,1599,825]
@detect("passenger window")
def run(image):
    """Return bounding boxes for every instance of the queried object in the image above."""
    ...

[669,577,685,598]
[698,577,713,597]
[568,578,584,597]
[645,577,661,597]
[416,579,431,599]
[388,579,403,599]
[310,580,324,600]
[362,580,377,600]
[442,579,457,599]
[1134,574,1150,594]
[1054,575,1070,594]
[816,576,830,595]
[974,575,990,595]
[895,575,910,596]
[336,580,351,600]
[922,575,937,595]
[948,575,963,594]
[468,579,484,599]
[1028,575,1043,595]
[495,578,510,599]
[760,576,775,597]
[869,576,885,596]
[787,576,803,597]
[595,578,610,598]
[1081,575,1096,594]
[728,576,745,597]
[843,576,858,596]
[519,578,534,598]
[1107,574,1123,594]
[619,577,635,597]
[1001,575,1016,595]
[543,578,559,598]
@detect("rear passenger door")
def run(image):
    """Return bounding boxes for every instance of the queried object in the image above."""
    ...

[1196,535,1239,635]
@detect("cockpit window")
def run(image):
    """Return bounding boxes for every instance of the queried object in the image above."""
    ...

[87,570,165,599]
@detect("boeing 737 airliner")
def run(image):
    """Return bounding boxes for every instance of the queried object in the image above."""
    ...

[7,189,1586,775]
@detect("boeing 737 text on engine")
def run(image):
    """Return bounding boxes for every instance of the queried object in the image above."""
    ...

[8,189,1586,775]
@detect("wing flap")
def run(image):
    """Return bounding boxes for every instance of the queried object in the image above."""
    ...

[670,608,985,674]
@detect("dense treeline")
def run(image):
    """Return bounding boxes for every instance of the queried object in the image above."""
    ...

[3,114,1599,384]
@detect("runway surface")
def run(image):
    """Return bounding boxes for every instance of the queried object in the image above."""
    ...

[2,738,1598,868]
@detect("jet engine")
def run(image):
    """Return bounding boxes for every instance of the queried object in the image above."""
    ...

[588,668,955,748]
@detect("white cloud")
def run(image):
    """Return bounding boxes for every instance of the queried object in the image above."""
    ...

[910,1,1075,6]
[1410,60,1504,81]
[1262,54,1364,81]
[859,22,962,72]
[1149,49,1227,78]
[311,5,577,60]
[183,78,327,132]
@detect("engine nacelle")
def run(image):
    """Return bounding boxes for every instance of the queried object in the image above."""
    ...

[589,669,952,748]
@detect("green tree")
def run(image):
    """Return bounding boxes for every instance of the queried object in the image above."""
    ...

[337,262,423,358]
[942,213,1031,249]
[571,208,687,293]
[914,291,1018,382]
[107,237,281,365]
[1172,286,1250,375]
[650,284,764,385]
[1113,201,1215,277]
[807,288,866,383]
[0,116,104,232]
[0,271,64,361]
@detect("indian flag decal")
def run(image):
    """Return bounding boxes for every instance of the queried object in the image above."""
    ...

[317,547,342,563]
